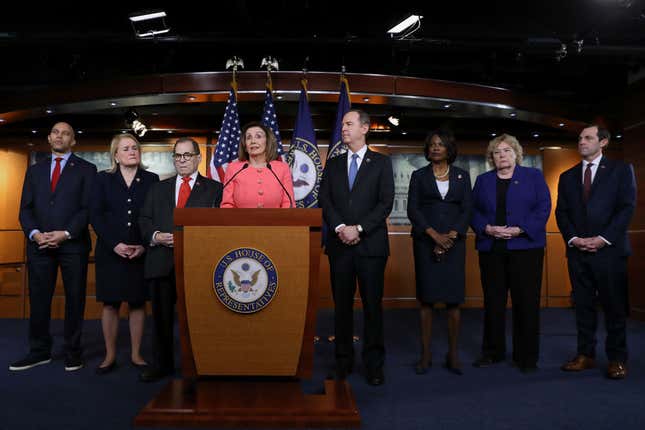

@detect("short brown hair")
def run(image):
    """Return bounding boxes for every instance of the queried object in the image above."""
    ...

[238,122,279,162]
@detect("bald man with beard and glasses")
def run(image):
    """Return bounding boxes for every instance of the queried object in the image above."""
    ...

[10,122,97,373]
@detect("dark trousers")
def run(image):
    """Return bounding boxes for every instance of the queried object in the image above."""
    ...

[567,250,629,362]
[329,253,387,372]
[149,274,177,372]
[27,249,88,358]
[478,248,544,367]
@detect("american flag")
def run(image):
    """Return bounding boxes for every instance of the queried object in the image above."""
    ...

[261,86,286,160]
[209,87,241,182]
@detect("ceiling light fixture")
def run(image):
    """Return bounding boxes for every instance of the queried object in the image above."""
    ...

[129,10,170,38]
[387,116,400,127]
[387,15,423,39]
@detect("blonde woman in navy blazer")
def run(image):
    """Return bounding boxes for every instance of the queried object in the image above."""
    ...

[407,130,472,375]
[470,134,551,373]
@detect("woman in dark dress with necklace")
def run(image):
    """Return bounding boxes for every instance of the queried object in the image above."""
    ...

[90,133,159,374]
[407,130,472,375]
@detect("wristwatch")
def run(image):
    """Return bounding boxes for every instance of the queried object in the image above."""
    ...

[64,231,71,240]
[356,225,363,234]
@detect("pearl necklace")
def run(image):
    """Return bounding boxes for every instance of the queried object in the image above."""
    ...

[433,165,450,179]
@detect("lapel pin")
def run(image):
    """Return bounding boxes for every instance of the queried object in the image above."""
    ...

[458,174,462,179]
[70,162,75,167]
[136,178,140,182]
[195,181,200,186]
[600,165,606,169]
[514,180,519,184]
[366,158,371,163]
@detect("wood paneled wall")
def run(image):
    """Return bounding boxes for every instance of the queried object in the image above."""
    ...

[0,135,639,318]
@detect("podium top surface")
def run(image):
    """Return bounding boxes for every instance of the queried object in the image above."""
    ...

[174,208,322,227]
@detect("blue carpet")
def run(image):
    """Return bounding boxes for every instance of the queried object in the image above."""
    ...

[1,308,644,430]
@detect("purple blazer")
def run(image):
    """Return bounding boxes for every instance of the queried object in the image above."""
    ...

[471,165,551,251]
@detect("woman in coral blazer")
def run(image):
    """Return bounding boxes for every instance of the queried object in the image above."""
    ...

[220,122,294,208]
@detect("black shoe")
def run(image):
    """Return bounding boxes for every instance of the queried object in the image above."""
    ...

[414,359,432,375]
[130,360,148,370]
[95,361,117,375]
[64,355,84,372]
[139,367,173,383]
[519,364,538,374]
[9,354,52,371]
[472,356,503,368]
[444,354,463,376]
[366,368,385,386]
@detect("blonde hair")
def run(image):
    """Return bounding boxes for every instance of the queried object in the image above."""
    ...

[486,133,523,168]
[107,133,147,173]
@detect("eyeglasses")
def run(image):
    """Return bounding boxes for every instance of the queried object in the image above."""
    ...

[173,152,198,161]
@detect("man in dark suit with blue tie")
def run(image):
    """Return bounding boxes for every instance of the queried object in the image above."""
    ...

[138,137,223,382]
[556,125,636,379]
[10,122,97,372]
[319,109,394,386]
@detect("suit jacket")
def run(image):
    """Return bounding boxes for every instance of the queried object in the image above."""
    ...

[407,165,472,238]
[471,165,551,251]
[19,153,97,255]
[555,157,636,257]
[319,148,394,257]
[90,169,160,252]
[139,174,223,279]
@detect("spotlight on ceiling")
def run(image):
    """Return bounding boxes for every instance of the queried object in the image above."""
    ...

[125,109,148,137]
[387,115,400,127]
[387,15,423,39]
[129,10,170,38]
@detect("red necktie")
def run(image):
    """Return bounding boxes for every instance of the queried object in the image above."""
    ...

[176,176,192,208]
[583,163,593,203]
[51,157,62,192]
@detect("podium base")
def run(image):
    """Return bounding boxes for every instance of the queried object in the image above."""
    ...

[134,378,360,428]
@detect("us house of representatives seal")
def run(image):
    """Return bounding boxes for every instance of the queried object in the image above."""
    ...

[213,247,278,314]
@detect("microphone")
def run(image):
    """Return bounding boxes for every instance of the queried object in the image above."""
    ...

[266,162,294,208]
[222,163,248,188]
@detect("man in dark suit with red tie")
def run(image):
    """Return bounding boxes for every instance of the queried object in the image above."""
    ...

[10,122,97,372]
[138,137,222,382]
[556,125,636,379]
[319,109,394,386]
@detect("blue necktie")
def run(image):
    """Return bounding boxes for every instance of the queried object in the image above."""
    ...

[348,153,358,191]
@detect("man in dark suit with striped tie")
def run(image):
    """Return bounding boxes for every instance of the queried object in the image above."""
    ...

[319,109,394,386]
[10,122,97,372]
[556,124,636,379]
[138,137,222,382]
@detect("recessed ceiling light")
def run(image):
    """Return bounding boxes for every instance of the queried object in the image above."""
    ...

[45,109,53,114]
[188,96,196,101]
[443,104,451,109]
[110,102,118,107]
[276,95,283,100]
[558,123,565,127]
[616,134,623,139]
[31,130,37,134]
[490,133,497,137]
[167,130,173,134]
[401,131,407,135]
[77,130,84,134]
[0,118,5,123]
[533,133,540,138]
[27,142,34,146]
[122,130,128,134]
[510,112,517,117]
[363,97,370,102]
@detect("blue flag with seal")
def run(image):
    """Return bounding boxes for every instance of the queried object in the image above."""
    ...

[287,79,323,208]
[261,78,286,161]
[327,75,351,160]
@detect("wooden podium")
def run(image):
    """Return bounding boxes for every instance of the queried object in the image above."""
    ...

[134,209,360,428]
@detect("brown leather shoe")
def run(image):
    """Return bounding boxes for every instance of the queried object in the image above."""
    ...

[606,361,627,380]
[561,355,595,371]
